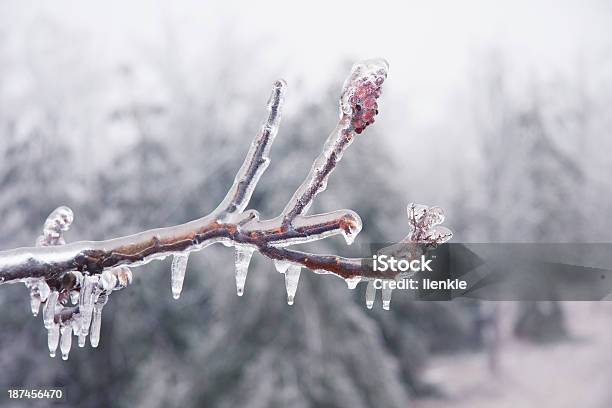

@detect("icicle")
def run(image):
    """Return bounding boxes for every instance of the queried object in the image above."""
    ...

[70,311,85,347]
[30,288,42,311]
[30,292,41,316]
[78,276,97,335]
[382,286,393,310]
[171,253,189,299]
[365,280,376,309]
[90,310,102,348]
[284,265,301,306]
[38,281,50,302]
[90,293,108,348]
[43,290,59,329]
[48,324,59,358]
[235,246,254,296]
[345,276,361,289]
[60,325,73,360]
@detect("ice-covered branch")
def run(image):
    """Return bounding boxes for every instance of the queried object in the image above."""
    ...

[216,79,287,217]
[0,59,453,359]
[281,60,388,227]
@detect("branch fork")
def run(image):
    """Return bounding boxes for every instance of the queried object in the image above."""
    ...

[0,59,453,359]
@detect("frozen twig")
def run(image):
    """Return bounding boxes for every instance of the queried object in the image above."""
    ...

[0,59,452,357]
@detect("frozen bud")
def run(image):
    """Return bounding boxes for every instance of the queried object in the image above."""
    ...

[39,206,74,246]
[340,59,388,134]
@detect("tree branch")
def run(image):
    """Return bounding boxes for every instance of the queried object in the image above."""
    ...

[0,59,453,359]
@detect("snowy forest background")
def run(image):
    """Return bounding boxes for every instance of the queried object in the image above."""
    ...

[1,1,612,407]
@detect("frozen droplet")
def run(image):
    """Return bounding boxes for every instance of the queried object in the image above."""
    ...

[284,265,301,306]
[30,292,41,316]
[171,253,189,299]
[382,287,393,310]
[60,325,73,360]
[43,290,59,329]
[114,266,133,289]
[235,246,254,296]
[365,280,376,309]
[274,259,290,274]
[48,324,59,358]
[345,276,361,289]
[341,216,362,246]
[100,270,117,292]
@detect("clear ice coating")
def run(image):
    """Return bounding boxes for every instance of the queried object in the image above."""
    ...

[171,253,189,299]
[382,287,393,310]
[235,246,254,296]
[36,206,74,246]
[365,280,376,309]
[345,276,361,289]
[284,265,301,306]
[47,324,59,358]
[60,325,73,360]
[43,290,58,329]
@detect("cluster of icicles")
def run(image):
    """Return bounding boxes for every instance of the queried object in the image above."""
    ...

[26,203,451,359]
[26,267,132,360]
[26,206,133,360]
